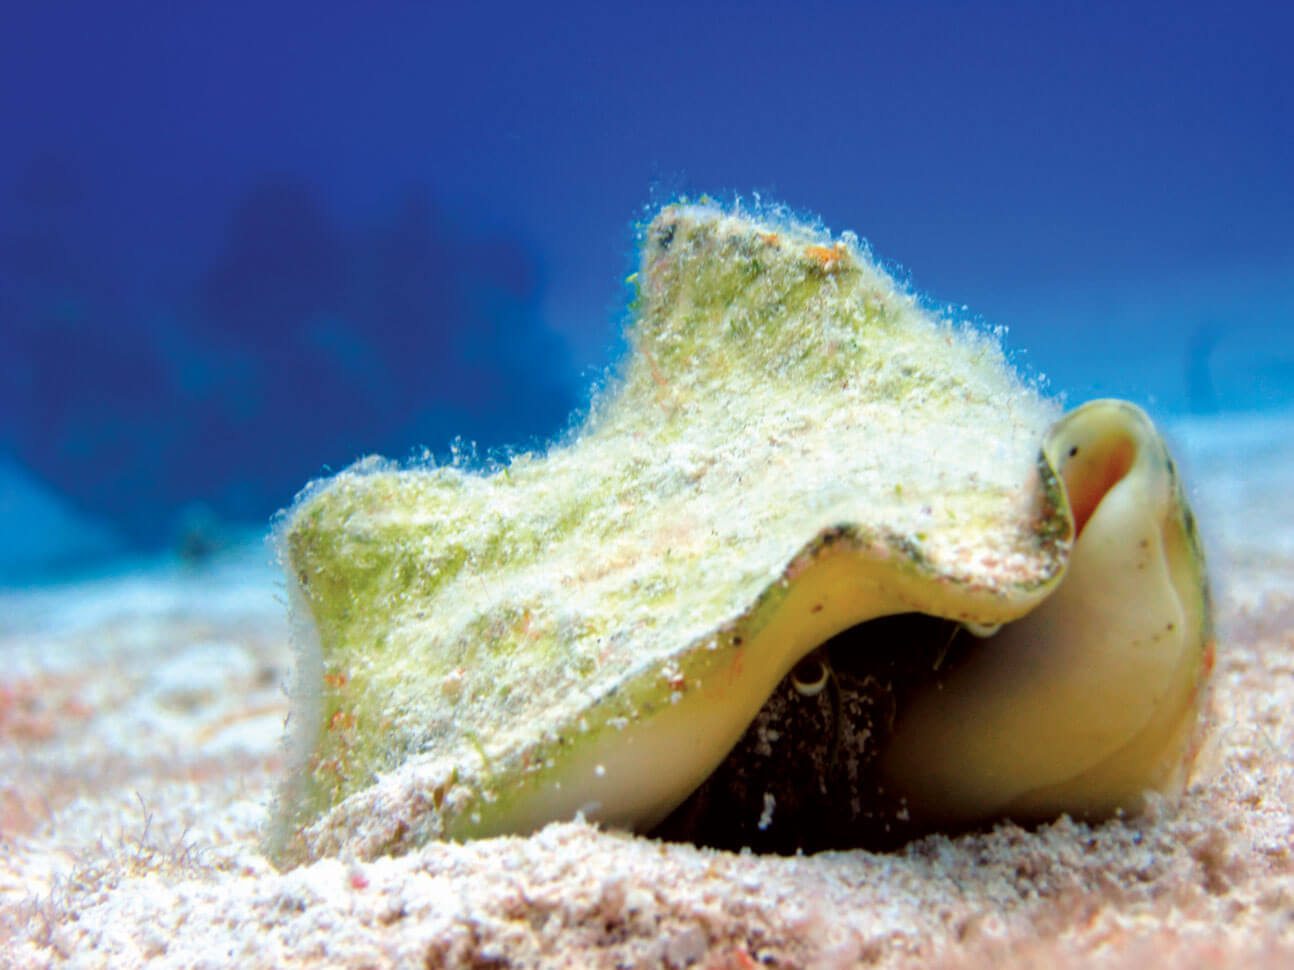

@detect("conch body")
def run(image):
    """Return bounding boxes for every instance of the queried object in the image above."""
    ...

[267,203,1212,865]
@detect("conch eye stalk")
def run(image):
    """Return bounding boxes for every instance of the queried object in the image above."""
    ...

[266,202,1213,866]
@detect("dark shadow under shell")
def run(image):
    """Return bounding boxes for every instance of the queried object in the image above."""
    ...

[653,614,982,853]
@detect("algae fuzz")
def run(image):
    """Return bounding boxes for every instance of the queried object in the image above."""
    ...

[267,202,1210,865]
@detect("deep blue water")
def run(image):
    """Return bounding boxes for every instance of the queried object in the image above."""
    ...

[2,1,1291,577]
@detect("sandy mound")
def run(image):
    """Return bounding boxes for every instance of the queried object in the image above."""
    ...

[1,415,1292,968]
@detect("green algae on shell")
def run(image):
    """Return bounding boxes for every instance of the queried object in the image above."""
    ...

[266,202,1210,865]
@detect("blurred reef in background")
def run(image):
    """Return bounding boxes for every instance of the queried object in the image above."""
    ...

[1,152,575,562]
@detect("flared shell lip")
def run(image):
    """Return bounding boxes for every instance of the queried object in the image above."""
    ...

[271,453,1073,863]
[459,498,1073,827]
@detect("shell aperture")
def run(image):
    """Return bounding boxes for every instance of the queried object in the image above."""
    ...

[878,400,1213,829]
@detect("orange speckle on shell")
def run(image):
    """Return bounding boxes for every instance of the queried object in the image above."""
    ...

[804,242,847,272]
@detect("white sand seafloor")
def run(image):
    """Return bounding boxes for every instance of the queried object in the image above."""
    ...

[1,413,1292,969]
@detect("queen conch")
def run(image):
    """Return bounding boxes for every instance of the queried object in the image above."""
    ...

[267,202,1213,865]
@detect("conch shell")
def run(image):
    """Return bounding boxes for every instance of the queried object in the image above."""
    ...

[267,203,1212,865]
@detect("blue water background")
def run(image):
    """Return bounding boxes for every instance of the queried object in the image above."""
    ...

[2,2,1291,580]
